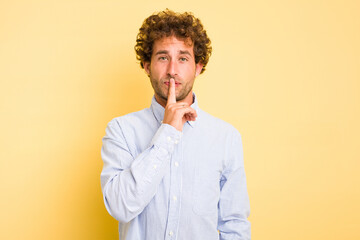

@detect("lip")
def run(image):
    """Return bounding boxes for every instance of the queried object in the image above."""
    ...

[164,81,181,87]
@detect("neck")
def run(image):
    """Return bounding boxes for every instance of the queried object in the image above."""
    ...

[155,91,194,108]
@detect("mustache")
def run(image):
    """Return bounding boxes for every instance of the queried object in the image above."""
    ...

[167,75,177,81]
[168,74,176,80]
[163,76,181,83]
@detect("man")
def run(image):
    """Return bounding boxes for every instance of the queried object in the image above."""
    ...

[101,9,250,240]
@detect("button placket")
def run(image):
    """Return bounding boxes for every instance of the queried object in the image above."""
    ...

[165,137,182,239]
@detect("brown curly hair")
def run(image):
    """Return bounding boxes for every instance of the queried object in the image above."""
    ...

[135,9,212,74]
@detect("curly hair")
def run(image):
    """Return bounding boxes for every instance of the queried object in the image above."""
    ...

[135,9,212,74]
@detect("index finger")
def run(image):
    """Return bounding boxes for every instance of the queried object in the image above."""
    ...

[167,78,176,105]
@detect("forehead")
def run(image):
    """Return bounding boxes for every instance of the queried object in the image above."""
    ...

[153,36,194,53]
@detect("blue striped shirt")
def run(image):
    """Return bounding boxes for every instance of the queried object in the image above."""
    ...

[101,95,250,239]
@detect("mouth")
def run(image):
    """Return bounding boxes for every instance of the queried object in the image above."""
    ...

[164,81,181,87]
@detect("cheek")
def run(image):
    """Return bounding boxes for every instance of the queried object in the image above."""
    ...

[151,64,165,76]
[182,65,196,77]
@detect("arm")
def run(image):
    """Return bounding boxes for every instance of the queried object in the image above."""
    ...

[101,120,181,223]
[218,132,251,240]
[101,78,197,223]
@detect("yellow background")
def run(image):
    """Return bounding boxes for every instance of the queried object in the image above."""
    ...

[1,0,359,239]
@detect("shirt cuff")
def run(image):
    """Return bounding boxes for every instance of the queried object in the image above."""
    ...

[150,123,182,154]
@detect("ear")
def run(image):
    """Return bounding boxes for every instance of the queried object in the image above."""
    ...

[143,61,151,75]
[195,63,204,77]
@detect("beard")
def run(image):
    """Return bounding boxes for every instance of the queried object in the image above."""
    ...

[149,74,194,102]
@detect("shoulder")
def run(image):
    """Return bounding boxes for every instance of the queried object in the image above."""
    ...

[106,108,154,133]
[198,109,241,137]
[108,108,151,125]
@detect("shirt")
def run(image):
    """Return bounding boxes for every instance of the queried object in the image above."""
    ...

[100,95,251,240]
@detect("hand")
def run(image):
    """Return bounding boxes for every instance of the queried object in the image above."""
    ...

[162,78,197,131]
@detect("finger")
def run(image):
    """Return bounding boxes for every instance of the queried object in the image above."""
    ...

[178,107,197,119]
[167,78,176,105]
[184,111,197,121]
[188,110,197,120]
[184,113,196,121]
[170,102,190,109]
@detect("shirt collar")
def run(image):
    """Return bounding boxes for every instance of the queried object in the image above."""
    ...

[150,93,199,128]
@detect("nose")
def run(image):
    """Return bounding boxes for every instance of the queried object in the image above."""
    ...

[167,59,178,77]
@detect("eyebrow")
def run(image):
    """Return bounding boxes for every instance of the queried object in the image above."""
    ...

[154,50,169,55]
[179,50,192,56]
[154,50,193,57]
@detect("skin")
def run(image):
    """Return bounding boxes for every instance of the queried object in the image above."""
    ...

[144,36,203,131]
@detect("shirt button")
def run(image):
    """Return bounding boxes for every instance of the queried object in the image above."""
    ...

[174,139,179,144]
[169,231,173,236]
[153,165,157,169]
[174,162,179,167]
[167,136,172,142]
[173,195,177,201]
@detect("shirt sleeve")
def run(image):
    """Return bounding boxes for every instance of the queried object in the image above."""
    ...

[100,119,181,223]
[218,131,251,240]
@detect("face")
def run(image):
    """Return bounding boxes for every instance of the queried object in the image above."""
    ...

[144,36,203,106]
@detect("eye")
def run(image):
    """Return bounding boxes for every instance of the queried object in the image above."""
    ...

[179,57,188,62]
[158,56,168,61]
